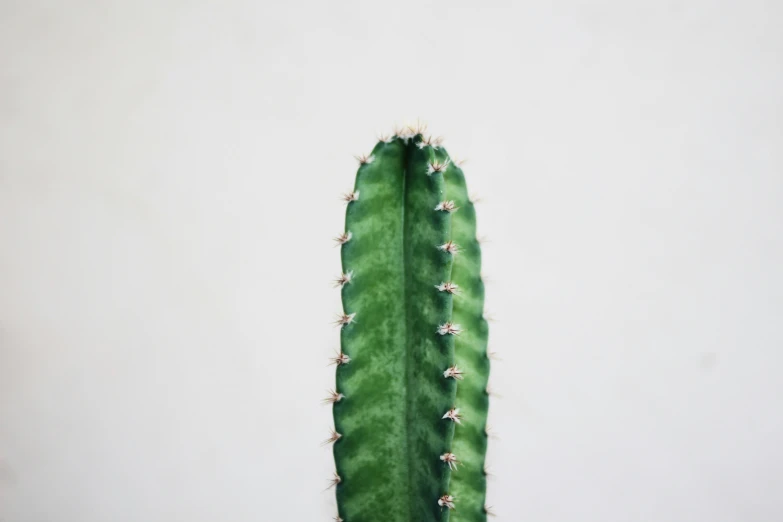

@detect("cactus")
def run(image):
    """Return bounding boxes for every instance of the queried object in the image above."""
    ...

[328,124,491,522]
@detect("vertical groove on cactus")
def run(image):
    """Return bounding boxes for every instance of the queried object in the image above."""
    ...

[331,129,489,522]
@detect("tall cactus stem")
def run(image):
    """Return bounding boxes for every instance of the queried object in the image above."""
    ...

[330,129,490,522]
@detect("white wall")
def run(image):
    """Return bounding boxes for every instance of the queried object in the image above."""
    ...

[1,1,782,521]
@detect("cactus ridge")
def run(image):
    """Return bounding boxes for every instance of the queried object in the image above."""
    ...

[330,130,489,522]
[442,157,491,522]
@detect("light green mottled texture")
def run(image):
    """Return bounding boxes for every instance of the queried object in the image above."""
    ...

[332,134,488,522]
[442,155,490,522]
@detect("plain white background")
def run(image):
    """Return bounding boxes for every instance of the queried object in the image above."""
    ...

[1,1,782,521]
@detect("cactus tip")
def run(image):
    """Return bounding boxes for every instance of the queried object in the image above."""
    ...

[394,120,426,140]
[485,505,497,517]
[406,119,427,135]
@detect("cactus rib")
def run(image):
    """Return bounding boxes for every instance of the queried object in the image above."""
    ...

[442,156,490,522]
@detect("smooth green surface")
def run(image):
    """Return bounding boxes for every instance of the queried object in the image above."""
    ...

[442,156,490,522]
[333,135,488,522]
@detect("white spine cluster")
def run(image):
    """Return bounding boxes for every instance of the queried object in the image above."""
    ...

[334,231,352,245]
[442,408,462,424]
[438,494,456,510]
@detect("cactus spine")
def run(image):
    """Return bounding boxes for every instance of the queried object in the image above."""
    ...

[330,126,490,522]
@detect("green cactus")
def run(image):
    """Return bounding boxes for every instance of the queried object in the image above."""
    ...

[328,125,491,522]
